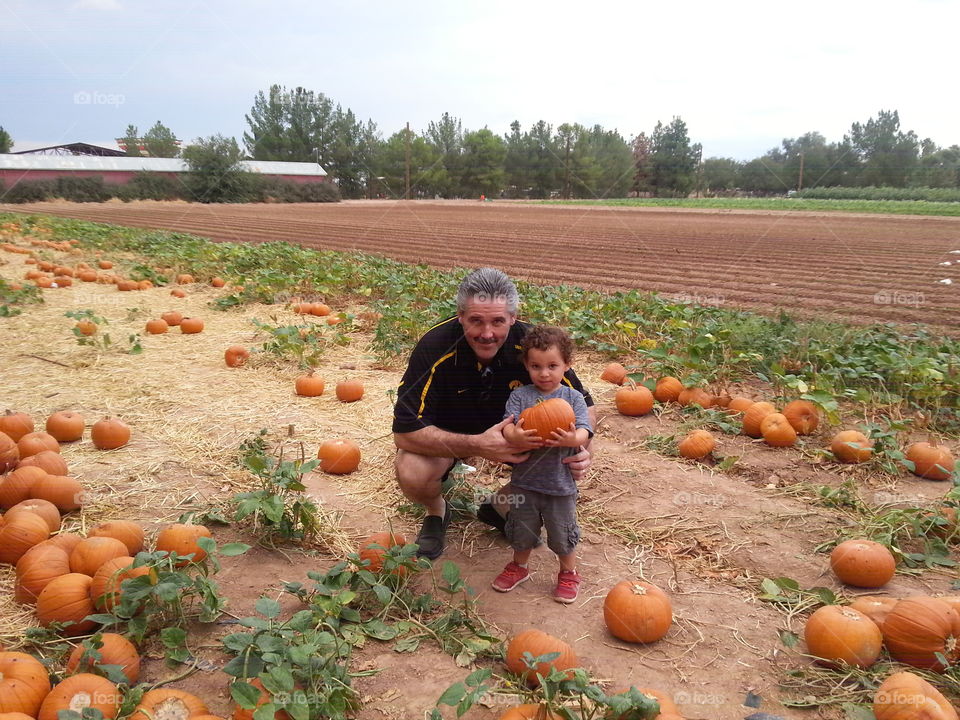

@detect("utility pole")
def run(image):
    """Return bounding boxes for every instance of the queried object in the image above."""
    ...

[797,151,805,192]
[404,122,411,200]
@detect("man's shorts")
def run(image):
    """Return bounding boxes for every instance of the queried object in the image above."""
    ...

[504,488,580,556]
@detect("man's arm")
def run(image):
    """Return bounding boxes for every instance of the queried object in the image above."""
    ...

[394,417,532,464]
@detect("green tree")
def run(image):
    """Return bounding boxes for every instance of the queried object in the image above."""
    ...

[847,109,918,187]
[503,120,530,198]
[375,127,447,198]
[573,125,633,198]
[737,153,789,195]
[912,140,960,188]
[181,135,252,203]
[631,132,653,196]
[244,85,334,163]
[649,117,700,197]
[527,120,561,198]
[142,121,180,158]
[701,157,741,193]
[459,128,506,197]
[120,124,141,156]
[0,126,12,153]
[425,112,464,197]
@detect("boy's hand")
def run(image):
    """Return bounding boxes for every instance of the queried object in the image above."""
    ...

[545,421,581,448]
[506,416,545,451]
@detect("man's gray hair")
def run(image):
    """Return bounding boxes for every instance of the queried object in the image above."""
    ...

[456,267,519,315]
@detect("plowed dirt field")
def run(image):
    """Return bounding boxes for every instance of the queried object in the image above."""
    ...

[6,199,960,327]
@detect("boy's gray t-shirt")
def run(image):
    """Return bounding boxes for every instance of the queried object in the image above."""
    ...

[504,384,593,496]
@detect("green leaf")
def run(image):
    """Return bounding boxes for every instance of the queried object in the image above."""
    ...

[222,654,264,678]
[196,536,216,553]
[253,704,279,720]
[160,626,187,648]
[263,665,295,694]
[441,561,461,586]
[841,702,877,720]
[779,630,799,648]
[361,619,398,640]
[220,542,251,556]
[222,633,255,652]
[372,584,392,605]
[393,635,420,653]
[437,682,466,707]
[255,597,282,619]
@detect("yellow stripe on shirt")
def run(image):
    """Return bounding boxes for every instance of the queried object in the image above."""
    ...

[418,351,456,417]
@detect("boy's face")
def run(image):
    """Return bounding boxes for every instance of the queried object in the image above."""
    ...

[458,299,515,364]
[524,345,570,393]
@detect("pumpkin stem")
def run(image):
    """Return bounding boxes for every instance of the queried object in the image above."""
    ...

[629,583,648,596]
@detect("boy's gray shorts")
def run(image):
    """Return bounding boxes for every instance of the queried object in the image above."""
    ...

[504,488,580,555]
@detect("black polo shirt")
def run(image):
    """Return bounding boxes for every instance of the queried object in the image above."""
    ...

[392,316,593,436]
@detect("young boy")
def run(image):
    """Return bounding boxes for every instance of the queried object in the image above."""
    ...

[492,325,593,603]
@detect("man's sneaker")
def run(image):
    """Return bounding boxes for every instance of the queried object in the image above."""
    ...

[476,501,507,534]
[492,561,531,592]
[415,501,452,560]
[553,570,581,604]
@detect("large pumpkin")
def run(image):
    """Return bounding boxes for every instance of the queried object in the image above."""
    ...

[36,573,97,635]
[519,398,576,442]
[66,633,141,683]
[70,537,129,577]
[17,431,60,458]
[677,429,715,459]
[89,520,144,555]
[881,596,960,670]
[741,402,776,438]
[155,523,212,566]
[676,387,713,409]
[615,384,655,416]
[873,671,958,720]
[130,689,208,720]
[294,371,325,397]
[804,605,882,668]
[905,442,955,481]
[90,555,153,611]
[91,417,130,451]
[318,439,361,474]
[600,363,627,386]
[603,580,672,643]
[849,596,898,628]
[0,412,35,443]
[18,450,68,476]
[29,474,84,512]
[45,412,85,443]
[782,400,819,435]
[358,532,408,574]
[0,431,21,473]
[830,539,896,588]
[760,413,797,447]
[653,377,683,403]
[37,673,121,720]
[0,466,47,509]
[505,629,578,687]
[0,512,50,565]
[335,379,364,403]
[831,430,873,463]
[0,651,52,716]
[15,542,70,604]
[4,497,62,533]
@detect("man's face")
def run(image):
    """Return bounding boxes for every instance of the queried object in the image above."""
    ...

[458,299,516,364]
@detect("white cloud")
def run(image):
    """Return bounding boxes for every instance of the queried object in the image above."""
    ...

[73,0,122,9]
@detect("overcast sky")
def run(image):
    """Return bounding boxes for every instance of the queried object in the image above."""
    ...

[3,0,958,160]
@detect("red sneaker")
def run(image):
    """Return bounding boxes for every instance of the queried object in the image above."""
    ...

[492,562,531,592]
[553,570,581,604]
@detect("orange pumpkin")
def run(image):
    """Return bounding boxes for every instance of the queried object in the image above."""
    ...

[15,542,70,604]
[295,371,325,397]
[65,632,141,684]
[676,387,713,409]
[881,597,960,670]
[317,439,361,474]
[45,412,84,442]
[91,417,130,450]
[70,537,129,577]
[0,411,35,442]
[130,689,208,720]
[0,431,20,473]
[30,474,84,512]
[36,573,97,635]
[849,596,898,628]
[830,539,895,588]
[145,318,169,335]
[335,379,364,402]
[231,677,290,720]
[18,450,68,476]
[607,687,678,718]
[90,556,152,611]
[75,319,97,335]
[600,362,627,385]
[47,532,84,554]
[505,629,578,687]
[89,520,144,555]
[498,705,563,720]
[615,383,654,416]
[831,430,873,463]
[782,400,819,435]
[180,317,204,334]
[905,442,955,481]
[519,397,576,442]
[161,310,183,326]
[0,512,50,564]
[37,673,121,720]
[155,523,212,566]
[741,402,776,438]
[0,466,47,509]
[677,429,715,459]
[175,274,194,285]
[725,396,755,414]
[310,302,331,317]
[97,260,113,270]
[0,651,52,716]
[6,498,61,533]
[224,346,250,368]
[760,413,797,447]
[17,431,60,458]
[358,532,408,574]
[170,288,186,298]
[603,580,672,643]
[652,377,683,403]
[804,604,882,668]
[210,277,226,288]
[873,671,958,720]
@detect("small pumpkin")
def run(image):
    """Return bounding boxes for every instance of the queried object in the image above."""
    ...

[36,573,97,635]
[145,318,169,335]
[30,474,84,512]
[519,397,576,442]
[677,429,715,459]
[317,439,361,474]
[676,387,713,409]
[0,411,35,442]
[170,288,186,298]
[88,520,144,555]
[65,633,140,683]
[155,523,212,566]
[175,274,194,285]
[295,370,325,397]
[224,346,250,368]
[18,450,68,476]
[615,382,655,416]
[37,673,121,720]
[0,431,20,473]
[359,532,408,574]
[91,417,130,450]
[97,260,113,269]
[652,377,683,403]
[45,412,84,442]
[600,362,627,385]
[505,629,578,687]
[905,442,955,481]
[804,604,882,668]
[6,497,61,533]
[130,689,208,720]
[873,671,958,720]
[831,430,873,463]
[70,537,129,577]
[0,511,50,564]
[310,302,331,317]
[0,651,52,716]
[15,542,70,604]
[335,379,364,402]
[75,320,97,335]
[210,277,226,288]
[726,396,755,414]
[760,413,797,447]
[741,402,776,438]
[0,466,47,509]
[830,539,896,588]
[161,310,183,326]
[782,400,819,435]
[17,431,60,458]
[603,580,672,643]
[881,596,960,671]
[180,317,204,334]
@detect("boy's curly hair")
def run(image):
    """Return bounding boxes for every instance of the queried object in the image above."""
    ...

[520,325,574,364]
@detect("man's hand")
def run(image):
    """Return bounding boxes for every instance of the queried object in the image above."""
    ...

[562,445,592,481]
[475,416,535,463]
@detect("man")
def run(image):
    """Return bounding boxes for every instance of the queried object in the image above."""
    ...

[392,267,596,559]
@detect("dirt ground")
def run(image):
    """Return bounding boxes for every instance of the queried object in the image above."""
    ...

[0,216,958,720]
[2,199,959,328]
